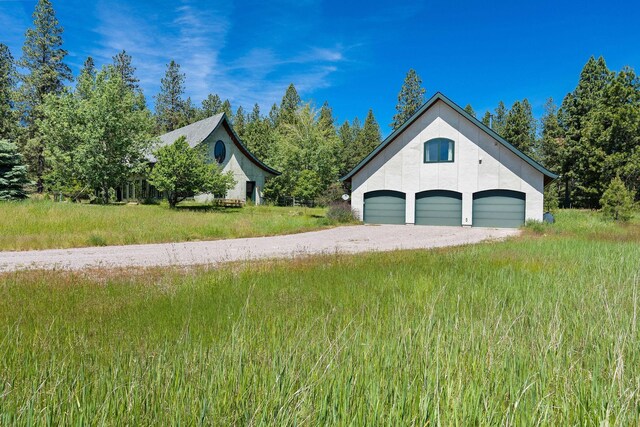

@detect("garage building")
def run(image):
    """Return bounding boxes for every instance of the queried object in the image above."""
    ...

[341,92,557,228]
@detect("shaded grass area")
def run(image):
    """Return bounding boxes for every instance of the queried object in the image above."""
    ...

[0,200,331,251]
[1,210,640,424]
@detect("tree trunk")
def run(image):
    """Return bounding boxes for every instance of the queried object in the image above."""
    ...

[102,185,110,205]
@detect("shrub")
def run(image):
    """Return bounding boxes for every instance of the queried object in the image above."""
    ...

[316,182,346,207]
[600,176,635,221]
[0,140,30,200]
[326,201,358,223]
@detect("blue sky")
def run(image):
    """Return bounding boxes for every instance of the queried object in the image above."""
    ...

[2,0,640,135]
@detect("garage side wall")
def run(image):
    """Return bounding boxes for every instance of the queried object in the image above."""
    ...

[199,127,272,204]
[350,100,544,224]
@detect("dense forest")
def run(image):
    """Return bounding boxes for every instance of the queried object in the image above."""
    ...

[1,0,639,208]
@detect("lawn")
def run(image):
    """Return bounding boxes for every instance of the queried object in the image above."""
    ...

[1,210,640,424]
[0,200,331,251]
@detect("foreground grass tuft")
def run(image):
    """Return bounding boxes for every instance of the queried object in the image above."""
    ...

[0,200,331,251]
[1,210,639,424]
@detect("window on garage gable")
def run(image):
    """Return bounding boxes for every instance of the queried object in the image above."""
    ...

[424,138,454,163]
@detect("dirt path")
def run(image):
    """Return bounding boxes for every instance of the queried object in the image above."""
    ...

[0,225,519,272]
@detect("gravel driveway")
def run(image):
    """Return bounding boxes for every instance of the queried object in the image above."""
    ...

[0,225,519,272]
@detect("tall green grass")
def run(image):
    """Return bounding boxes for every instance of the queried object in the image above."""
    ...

[0,210,639,424]
[0,200,330,251]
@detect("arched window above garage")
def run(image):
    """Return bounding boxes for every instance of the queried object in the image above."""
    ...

[424,138,454,163]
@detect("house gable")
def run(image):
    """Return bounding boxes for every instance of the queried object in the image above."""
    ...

[342,92,557,185]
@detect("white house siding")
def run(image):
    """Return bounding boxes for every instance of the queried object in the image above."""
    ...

[201,126,272,204]
[350,100,545,225]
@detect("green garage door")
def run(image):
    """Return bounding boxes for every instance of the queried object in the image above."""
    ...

[363,190,406,225]
[415,190,462,226]
[473,190,525,228]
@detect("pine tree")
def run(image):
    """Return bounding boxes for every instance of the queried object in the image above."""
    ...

[201,93,222,117]
[559,56,614,207]
[492,101,507,135]
[268,103,279,127]
[0,44,16,140]
[244,104,272,161]
[464,104,476,118]
[481,111,491,127]
[76,56,96,100]
[221,99,233,120]
[112,50,139,91]
[540,98,565,208]
[0,139,30,200]
[279,83,300,126]
[391,69,425,130]
[179,97,200,127]
[600,176,635,221]
[18,0,72,192]
[339,117,362,176]
[502,99,537,158]
[358,109,382,155]
[318,101,335,138]
[154,60,185,132]
[234,106,246,137]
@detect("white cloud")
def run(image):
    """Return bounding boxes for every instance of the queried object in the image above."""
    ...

[90,0,350,112]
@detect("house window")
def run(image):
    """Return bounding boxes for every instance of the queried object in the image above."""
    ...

[214,140,226,164]
[424,138,454,163]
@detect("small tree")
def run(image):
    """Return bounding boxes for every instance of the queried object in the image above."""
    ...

[149,136,235,208]
[0,140,30,200]
[600,176,635,221]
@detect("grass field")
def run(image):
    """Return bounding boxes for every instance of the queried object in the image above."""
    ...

[0,200,331,251]
[1,210,639,424]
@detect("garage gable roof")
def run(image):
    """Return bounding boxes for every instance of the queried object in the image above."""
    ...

[152,114,280,175]
[341,92,559,183]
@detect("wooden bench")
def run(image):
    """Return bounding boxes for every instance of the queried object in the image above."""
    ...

[212,199,245,208]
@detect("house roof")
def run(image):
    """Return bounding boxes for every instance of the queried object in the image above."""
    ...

[341,92,559,185]
[151,113,280,175]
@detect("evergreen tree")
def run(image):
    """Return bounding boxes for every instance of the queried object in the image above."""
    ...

[76,56,96,100]
[0,140,30,200]
[154,60,185,132]
[179,97,200,127]
[268,103,280,127]
[112,50,140,91]
[600,176,635,221]
[234,106,246,137]
[464,104,476,117]
[540,98,565,208]
[18,0,72,192]
[559,56,614,207]
[358,109,382,156]
[491,101,507,135]
[339,117,362,177]
[279,83,300,126]
[502,99,537,158]
[391,69,425,130]
[244,103,272,161]
[201,93,222,117]
[540,98,564,171]
[319,101,335,130]
[220,99,233,120]
[481,111,491,127]
[0,44,16,140]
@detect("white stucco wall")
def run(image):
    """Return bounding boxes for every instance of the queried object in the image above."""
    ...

[350,100,545,225]
[197,126,274,204]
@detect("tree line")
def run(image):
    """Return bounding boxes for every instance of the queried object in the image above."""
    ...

[1,0,638,209]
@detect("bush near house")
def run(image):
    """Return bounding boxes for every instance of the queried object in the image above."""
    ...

[148,136,236,208]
